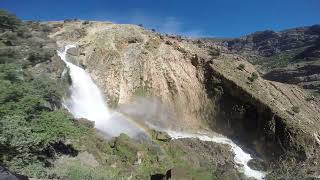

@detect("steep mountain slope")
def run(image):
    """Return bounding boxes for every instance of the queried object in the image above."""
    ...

[225,25,320,94]
[48,20,320,165]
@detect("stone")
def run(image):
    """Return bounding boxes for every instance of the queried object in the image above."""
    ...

[151,130,172,142]
[133,151,144,165]
[67,47,79,56]
[247,158,268,171]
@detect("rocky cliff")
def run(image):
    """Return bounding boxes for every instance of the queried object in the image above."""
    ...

[224,25,320,94]
[48,20,320,164]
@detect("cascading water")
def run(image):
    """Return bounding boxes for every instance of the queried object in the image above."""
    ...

[58,45,266,179]
[166,131,266,180]
[57,45,148,138]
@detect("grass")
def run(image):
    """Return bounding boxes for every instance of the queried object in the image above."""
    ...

[249,48,307,71]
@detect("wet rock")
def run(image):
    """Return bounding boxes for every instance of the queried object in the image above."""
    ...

[151,130,172,142]
[67,47,79,56]
[248,158,268,171]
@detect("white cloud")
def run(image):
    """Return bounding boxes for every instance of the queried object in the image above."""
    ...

[91,10,208,37]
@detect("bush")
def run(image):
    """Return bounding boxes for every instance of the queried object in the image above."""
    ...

[208,47,220,57]
[0,110,87,171]
[0,10,22,31]
[292,106,300,113]
[0,63,22,81]
[248,72,259,82]
[0,47,21,64]
[16,26,32,38]
[82,21,90,25]
[27,49,54,65]
[0,10,89,177]
[237,63,245,71]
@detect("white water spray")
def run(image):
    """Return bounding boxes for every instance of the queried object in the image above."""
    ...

[57,45,147,138]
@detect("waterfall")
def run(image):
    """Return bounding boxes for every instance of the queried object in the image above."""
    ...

[57,45,148,138]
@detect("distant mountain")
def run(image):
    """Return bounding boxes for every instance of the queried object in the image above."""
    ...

[224,25,320,94]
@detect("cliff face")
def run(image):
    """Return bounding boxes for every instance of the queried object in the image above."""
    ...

[225,25,320,94]
[48,21,320,161]
[227,25,320,57]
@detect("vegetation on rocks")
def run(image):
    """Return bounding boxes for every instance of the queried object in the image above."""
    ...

[237,63,245,71]
[0,10,87,176]
[248,72,258,82]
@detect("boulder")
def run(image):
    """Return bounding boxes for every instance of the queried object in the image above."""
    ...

[151,130,172,142]
[247,158,268,171]
[67,47,79,56]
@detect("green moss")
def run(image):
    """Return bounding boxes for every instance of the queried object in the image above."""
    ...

[133,85,150,97]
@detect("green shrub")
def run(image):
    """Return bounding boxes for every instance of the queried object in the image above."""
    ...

[208,47,220,57]
[0,63,22,81]
[0,47,21,64]
[27,49,54,65]
[0,10,88,177]
[237,63,245,71]
[0,10,22,31]
[248,72,259,82]
[82,21,90,25]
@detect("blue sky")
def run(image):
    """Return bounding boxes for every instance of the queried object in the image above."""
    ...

[1,0,319,37]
